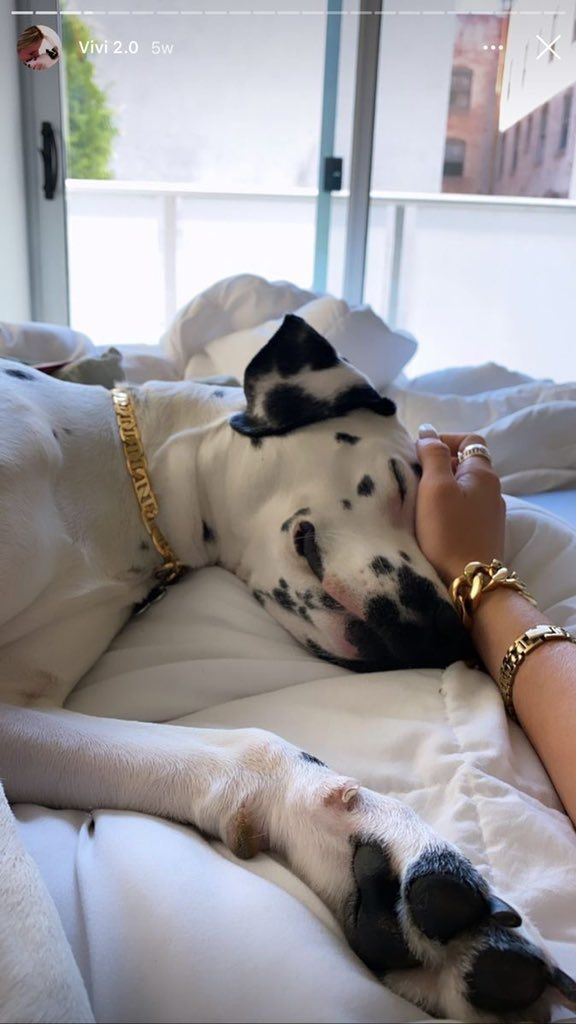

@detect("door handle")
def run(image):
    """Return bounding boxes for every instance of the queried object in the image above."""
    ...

[323,156,343,192]
[38,121,58,200]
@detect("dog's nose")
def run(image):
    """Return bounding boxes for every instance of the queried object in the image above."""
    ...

[362,582,474,671]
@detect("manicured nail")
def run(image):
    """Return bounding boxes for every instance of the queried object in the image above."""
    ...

[418,423,439,438]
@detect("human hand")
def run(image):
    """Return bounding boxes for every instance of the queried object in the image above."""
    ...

[415,426,506,586]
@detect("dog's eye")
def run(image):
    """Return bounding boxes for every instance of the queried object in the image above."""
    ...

[294,520,314,557]
[294,521,324,579]
[389,458,407,503]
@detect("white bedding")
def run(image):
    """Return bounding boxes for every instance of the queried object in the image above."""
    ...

[3,275,576,1022]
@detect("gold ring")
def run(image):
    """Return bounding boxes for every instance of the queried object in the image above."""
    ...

[457,443,492,465]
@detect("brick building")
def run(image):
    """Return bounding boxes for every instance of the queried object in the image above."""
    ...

[497,0,576,198]
[442,15,507,195]
[442,5,576,198]
[496,87,576,197]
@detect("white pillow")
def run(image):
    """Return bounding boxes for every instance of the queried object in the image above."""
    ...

[176,279,417,391]
[405,362,539,395]
[163,274,418,389]
[161,274,316,373]
[0,321,94,365]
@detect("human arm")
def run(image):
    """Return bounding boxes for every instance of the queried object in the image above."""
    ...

[415,428,576,827]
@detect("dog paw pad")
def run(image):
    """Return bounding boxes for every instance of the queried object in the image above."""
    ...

[466,941,548,1012]
[404,847,492,943]
[345,841,420,973]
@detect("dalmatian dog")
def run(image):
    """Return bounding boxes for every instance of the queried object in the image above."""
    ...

[0,315,574,1023]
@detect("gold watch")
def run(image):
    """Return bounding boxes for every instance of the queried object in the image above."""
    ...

[499,624,576,719]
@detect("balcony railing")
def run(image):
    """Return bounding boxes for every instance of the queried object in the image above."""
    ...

[65,179,576,381]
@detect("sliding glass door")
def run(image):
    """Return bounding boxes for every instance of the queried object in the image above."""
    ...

[14,0,358,347]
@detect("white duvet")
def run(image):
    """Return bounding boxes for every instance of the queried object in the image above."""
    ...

[3,275,576,1022]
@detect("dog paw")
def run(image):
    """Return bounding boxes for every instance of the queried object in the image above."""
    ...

[248,760,576,1023]
[345,840,520,970]
[348,838,573,1022]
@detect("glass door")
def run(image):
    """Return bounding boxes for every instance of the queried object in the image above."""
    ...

[14,0,357,347]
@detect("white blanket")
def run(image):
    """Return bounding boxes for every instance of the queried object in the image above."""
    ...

[391,382,576,496]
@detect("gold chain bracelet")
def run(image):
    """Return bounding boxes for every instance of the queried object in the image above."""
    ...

[450,559,537,629]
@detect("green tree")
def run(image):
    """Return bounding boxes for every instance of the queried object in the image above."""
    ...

[62,14,117,179]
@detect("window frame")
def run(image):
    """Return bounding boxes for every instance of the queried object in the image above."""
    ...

[443,137,466,178]
[449,66,473,112]
[535,103,549,166]
[558,90,573,155]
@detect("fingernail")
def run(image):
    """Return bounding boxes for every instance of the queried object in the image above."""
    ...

[418,423,439,439]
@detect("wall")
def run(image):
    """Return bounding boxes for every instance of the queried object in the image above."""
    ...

[497,88,576,198]
[0,11,30,322]
[500,0,576,130]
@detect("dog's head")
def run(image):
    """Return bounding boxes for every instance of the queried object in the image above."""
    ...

[213,315,472,671]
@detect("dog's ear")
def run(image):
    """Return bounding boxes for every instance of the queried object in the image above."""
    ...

[230,314,396,438]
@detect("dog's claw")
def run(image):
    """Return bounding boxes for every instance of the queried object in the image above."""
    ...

[550,965,576,1009]
[487,893,522,928]
[323,780,361,809]
[342,784,360,804]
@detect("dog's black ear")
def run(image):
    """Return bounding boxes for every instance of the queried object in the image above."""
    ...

[230,314,395,438]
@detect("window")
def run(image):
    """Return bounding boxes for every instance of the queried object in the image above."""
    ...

[559,90,573,153]
[443,138,466,177]
[498,132,507,178]
[507,60,513,101]
[536,103,548,164]
[525,114,533,152]
[449,67,473,111]
[511,122,521,174]
[521,43,529,88]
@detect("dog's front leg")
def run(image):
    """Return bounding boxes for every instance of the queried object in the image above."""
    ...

[1,703,573,1022]
[0,703,458,912]
[0,704,299,852]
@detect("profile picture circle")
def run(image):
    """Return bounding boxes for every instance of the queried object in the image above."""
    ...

[17,25,61,71]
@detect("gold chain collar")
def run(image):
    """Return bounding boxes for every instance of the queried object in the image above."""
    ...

[111,388,187,609]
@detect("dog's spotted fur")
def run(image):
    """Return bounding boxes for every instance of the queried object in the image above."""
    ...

[230,315,396,438]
